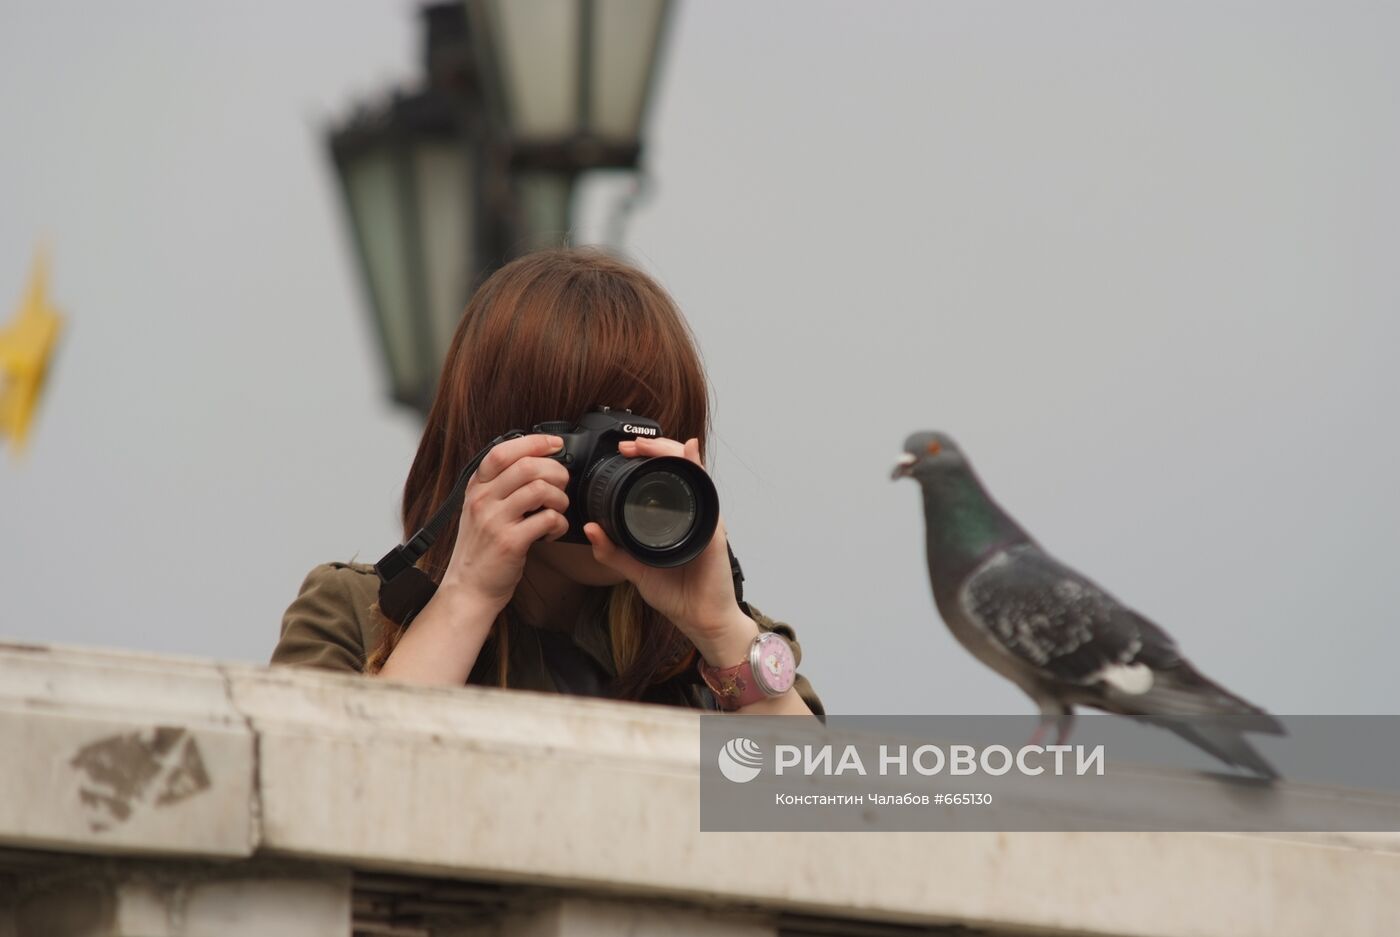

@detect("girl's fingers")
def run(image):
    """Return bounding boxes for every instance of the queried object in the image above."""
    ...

[617,435,705,468]
[498,476,570,519]
[490,453,571,497]
[583,522,646,580]
[513,508,570,549]
[476,433,565,484]
[616,436,683,456]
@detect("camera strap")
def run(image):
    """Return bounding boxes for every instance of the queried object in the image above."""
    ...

[727,539,745,605]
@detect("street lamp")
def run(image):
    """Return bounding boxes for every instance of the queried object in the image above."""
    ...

[466,0,673,250]
[326,1,674,417]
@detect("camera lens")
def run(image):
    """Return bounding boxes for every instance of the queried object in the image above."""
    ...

[621,470,696,550]
[583,454,719,567]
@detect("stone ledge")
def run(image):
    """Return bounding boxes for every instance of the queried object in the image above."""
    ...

[0,642,256,858]
[1,642,1397,937]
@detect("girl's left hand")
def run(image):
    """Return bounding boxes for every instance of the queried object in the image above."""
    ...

[582,435,758,666]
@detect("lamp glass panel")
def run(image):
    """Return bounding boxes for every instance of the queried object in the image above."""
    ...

[413,141,476,366]
[344,147,422,398]
[591,0,666,140]
[517,172,574,252]
[492,0,578,139]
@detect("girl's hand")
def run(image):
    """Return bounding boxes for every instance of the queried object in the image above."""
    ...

[582,436,760,667]
[443,433,572,615]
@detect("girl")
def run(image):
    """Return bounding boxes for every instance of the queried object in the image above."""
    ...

[273,247,823,717]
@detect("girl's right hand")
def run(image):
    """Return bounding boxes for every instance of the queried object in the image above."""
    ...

[440,433,571,613]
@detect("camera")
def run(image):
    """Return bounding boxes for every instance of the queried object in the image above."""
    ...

[531,407,719,568]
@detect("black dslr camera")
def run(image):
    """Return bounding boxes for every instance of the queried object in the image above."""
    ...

[532,407,719,568]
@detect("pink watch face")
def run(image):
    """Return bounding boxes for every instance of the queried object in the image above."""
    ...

[753,632,797,695]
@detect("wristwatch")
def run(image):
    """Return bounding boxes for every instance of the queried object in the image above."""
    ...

[697,630,797,711]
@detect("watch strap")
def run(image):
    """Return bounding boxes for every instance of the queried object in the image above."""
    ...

[697,651,770,711]
[698,629,798,711]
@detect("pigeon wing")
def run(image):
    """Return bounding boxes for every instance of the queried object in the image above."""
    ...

[959,543,1178,690]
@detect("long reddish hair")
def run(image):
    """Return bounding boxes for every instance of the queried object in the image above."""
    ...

[364,247,712,700]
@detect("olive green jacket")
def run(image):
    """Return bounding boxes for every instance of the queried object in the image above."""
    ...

[271,561,826,718]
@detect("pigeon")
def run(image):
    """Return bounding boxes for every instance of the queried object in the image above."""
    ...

[892,431,1285,779]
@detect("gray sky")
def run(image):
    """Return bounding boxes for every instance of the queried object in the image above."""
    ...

[2,1,1397,716]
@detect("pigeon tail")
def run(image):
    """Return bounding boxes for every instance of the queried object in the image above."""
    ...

[1105,665,1284,778]
[1133,715,1282,780]
[1128,664,1286,736]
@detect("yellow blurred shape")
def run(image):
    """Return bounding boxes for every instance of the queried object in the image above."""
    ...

[0,250,65,458]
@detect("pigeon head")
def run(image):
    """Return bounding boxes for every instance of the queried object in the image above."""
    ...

[891,431,967,481]
[894,430,1031,588]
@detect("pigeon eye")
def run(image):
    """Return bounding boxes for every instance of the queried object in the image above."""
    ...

[925,441,942,456]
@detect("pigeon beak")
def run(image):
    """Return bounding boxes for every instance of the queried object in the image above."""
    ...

[891,453,916,480]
